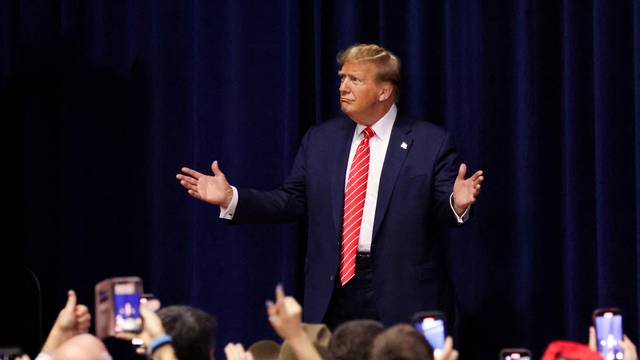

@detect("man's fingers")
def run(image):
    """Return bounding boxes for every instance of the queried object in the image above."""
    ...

[266,300,277,317]
[224,343,248,360]
[268,315,282,329]
[180,167,203,179]
[187,190,202,200]
[139,304,154,319]
[64,290,77,310]
[74,304,89,316]
[115,332,136,341]
[282,297,302,316]
[470,170,483,181]
[180,181,198,192]
[211,160,224,177]
[449,349,459,360]
[457,164,467,180]
[440,336,453,356]
[275,284,285,303]
[177,175,198,186]
[588,326,597,351]
[621,335,637,353]
[224,343,236,359]
[76,312,91,322]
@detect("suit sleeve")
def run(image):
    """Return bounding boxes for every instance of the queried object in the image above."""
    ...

[231,128,312,224]
[433,133,463,226]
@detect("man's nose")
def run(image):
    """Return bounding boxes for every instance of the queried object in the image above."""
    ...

[339,80,349,94]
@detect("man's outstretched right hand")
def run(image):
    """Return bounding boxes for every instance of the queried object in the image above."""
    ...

[176,160,233,208]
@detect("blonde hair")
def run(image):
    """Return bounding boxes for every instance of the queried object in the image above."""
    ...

[337,44,401,101]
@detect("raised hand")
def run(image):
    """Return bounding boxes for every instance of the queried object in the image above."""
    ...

[176,160,233,207]
[435,337,459,360]
[41,290,91,354]
[224,343,255,360]
[266,284,304,341]
[452,163,484,215]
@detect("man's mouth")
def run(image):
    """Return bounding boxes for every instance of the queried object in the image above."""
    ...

[340,98,354,103]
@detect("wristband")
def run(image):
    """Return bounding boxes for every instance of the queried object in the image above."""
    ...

[148,335,172,356]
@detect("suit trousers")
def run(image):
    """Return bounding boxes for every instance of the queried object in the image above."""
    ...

[322,252,381,330]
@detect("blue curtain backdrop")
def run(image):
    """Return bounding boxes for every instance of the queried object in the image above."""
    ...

[3,0,639,359]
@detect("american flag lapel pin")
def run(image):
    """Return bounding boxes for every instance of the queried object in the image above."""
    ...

[401,142,408,149]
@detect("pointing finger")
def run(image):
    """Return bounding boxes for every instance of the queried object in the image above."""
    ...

[275,283,285,303]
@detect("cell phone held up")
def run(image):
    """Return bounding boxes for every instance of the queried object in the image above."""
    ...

[592,307,624,360]
[499,348,532,360]
[95,277,144,339]
[411,311,446,354]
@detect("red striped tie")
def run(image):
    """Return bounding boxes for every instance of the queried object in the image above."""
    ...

[339,127,375,286]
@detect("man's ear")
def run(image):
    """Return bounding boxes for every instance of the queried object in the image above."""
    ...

[378,83,393,101]
[210,349,215,360]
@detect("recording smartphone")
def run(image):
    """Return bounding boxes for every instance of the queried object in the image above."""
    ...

[499,348,532,360]
[593,307,624,359]
[412,311,446,353]
[95,277,144,339]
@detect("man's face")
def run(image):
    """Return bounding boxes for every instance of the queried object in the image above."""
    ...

[338,61,385,123]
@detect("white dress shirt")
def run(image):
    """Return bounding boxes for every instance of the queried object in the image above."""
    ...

[220,104,469,250]
[346,104,396,252]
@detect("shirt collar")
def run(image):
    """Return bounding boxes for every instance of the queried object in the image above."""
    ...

[355,104,397,141]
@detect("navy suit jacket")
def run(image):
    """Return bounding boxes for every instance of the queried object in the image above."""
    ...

[234,114,461,326]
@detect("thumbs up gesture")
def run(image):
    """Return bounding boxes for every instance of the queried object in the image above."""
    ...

[41,290,92,354]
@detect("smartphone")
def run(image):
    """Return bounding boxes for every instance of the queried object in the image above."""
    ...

[95,277,144,338]
[499,348,532,360]
[412,311,446,354]
[593,308,624,359]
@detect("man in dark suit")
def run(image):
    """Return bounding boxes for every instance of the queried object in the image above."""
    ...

[177,44,484,328]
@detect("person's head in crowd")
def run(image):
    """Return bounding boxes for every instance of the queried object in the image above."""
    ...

[370,324,433,360]
[53,334,112,360]
[336,44,400,125]
[329,319,384,360]
[540,340,602,360]
[157,305,217,360]
[278,323,332,360]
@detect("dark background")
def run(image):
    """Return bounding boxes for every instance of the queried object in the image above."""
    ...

[2,0,639,359]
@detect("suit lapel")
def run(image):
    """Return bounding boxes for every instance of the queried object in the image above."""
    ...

[372,115,413,240]
[331,119,356,240]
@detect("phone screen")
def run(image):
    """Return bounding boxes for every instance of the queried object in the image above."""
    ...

[502,352,531,360]
[415,317,445,352]
[113,281,142,333]
[594,312,623,359]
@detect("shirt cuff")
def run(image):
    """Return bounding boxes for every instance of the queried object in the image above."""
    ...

[219,186,238,219]
[449,192,470,224]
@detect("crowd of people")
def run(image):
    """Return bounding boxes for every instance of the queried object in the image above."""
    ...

[10,284,637,360]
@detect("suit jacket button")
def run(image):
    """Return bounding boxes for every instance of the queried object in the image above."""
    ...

[330,275,334,281]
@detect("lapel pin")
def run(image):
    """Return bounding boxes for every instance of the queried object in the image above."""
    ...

[401,142,408,149]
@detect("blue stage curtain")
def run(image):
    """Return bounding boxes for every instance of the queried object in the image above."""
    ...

[3,0,639,358]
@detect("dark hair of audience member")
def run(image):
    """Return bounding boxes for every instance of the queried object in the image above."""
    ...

[328,319,384,360]
[370,324,434,360]
[157,305,217,360]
